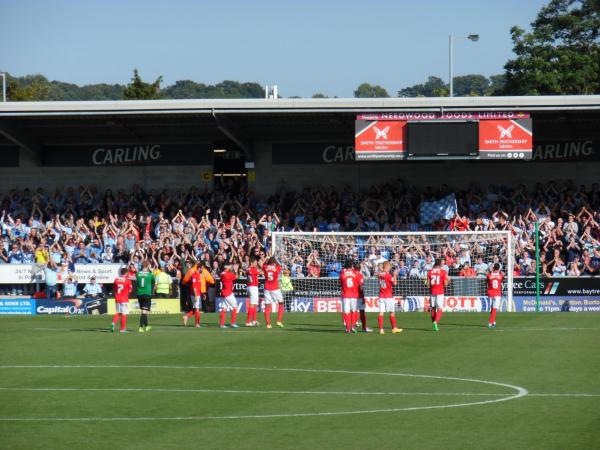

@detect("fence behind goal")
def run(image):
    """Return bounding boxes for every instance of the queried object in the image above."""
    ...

[271,231,514,310]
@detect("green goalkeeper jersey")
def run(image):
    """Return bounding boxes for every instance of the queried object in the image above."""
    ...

[136,271,155,296]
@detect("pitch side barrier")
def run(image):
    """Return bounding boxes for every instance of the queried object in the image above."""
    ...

[213,276,600,313]
[1,274,599,314]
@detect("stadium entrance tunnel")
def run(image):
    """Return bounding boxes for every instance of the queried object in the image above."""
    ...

[0,365,528,421]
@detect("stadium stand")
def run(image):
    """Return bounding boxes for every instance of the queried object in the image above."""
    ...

[0,178,598,298]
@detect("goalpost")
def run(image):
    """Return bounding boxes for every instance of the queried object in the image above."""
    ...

[271,231,514,312]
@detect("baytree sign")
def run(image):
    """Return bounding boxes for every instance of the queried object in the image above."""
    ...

[43,143,213,166]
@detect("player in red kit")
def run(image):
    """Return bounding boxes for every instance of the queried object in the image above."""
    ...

[354,262,372,332]
[184,269,204,327]
[263,257,283,329]
[111,267,132,333]
[377,261,402,335]
[487,263,504,328]
[245,259,260,326]
[340,260,360,333]
[427,258,449,332]
[219,266,238,329]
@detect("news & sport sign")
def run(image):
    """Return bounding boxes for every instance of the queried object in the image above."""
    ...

[354,112,532,161]
[0,264,122,284]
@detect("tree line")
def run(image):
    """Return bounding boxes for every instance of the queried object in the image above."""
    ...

[3,0,598,100]
[5,70,266,101]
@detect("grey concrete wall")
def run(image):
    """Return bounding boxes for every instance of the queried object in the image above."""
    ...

[0,150,213,192]
[251,141,598,195]
[1,143,596,195]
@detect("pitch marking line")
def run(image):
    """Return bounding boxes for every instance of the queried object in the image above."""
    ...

[0,364,527,421]
[0,387,508,396]
[0,387,595,398]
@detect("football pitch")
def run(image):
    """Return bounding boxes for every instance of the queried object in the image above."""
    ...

[0,313,598,450]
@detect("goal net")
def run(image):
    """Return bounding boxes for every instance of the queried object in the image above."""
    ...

[271,231,514,312]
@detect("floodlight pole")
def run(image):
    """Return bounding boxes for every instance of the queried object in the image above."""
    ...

[449,36,454,98]
[0,73,6,102]
[448,34,479,97]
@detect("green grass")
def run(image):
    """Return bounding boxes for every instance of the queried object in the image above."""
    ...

[0,312,599,450]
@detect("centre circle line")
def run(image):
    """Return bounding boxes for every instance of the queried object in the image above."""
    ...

[0,364,528,421]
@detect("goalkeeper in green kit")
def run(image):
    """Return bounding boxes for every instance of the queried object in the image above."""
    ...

[136,260,155,333]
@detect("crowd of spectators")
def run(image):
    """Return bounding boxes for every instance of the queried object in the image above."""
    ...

[0,179,598,296]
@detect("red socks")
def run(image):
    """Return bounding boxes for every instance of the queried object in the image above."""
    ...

[435,309,443,323]
[219,310,226,327]
[360,310,367,330]
[343,313,351,332]
[277,303,284,322]
[195,310,201,325]
[378,315,384,330]
[113,313,126,331]
[186,311,194,318]
[231,309,237,325]
[430,308,436,322]
[264,304,272,326]
[489,307,497,324]
[390,315,397,329]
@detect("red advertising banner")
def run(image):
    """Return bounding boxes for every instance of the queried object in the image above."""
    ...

[478,118,533,160]
[357,112,530,121]
[354,120,406,160]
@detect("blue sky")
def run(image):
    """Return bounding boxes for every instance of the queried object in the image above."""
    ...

[0,0,548,97]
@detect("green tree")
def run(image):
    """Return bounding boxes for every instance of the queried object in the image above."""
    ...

[502,0,600,95]
[354,83,390,98]
[453,74,490,96]
[123,69,163,100]
[6,74,51,101]
[398,76,448,97]
[488,74,507,95]
[311,93,329,98]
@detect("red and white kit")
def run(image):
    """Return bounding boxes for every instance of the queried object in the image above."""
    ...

[427,267,448,309]
[378,271,395,313]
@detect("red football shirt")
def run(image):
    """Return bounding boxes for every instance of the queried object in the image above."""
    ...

[114,276,132,303]
[355,270,365,298]
[428,268,448,295]
[190,271,202,296]
[247,267,259,287]
[378,272,394,298]
[487,272,504,297]
[263,264,281,291]
[220,271,237,297]
[340,269,359,298]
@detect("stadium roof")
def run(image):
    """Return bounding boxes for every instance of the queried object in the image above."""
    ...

[1,96,599,164]
[1,95,600,116]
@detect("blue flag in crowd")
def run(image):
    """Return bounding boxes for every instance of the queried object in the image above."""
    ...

[419,193,457,225]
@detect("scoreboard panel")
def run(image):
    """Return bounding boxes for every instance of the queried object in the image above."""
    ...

[354,112,532,161]
[406,122,478,158]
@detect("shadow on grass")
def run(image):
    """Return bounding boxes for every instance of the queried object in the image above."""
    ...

[441,322,488,328]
